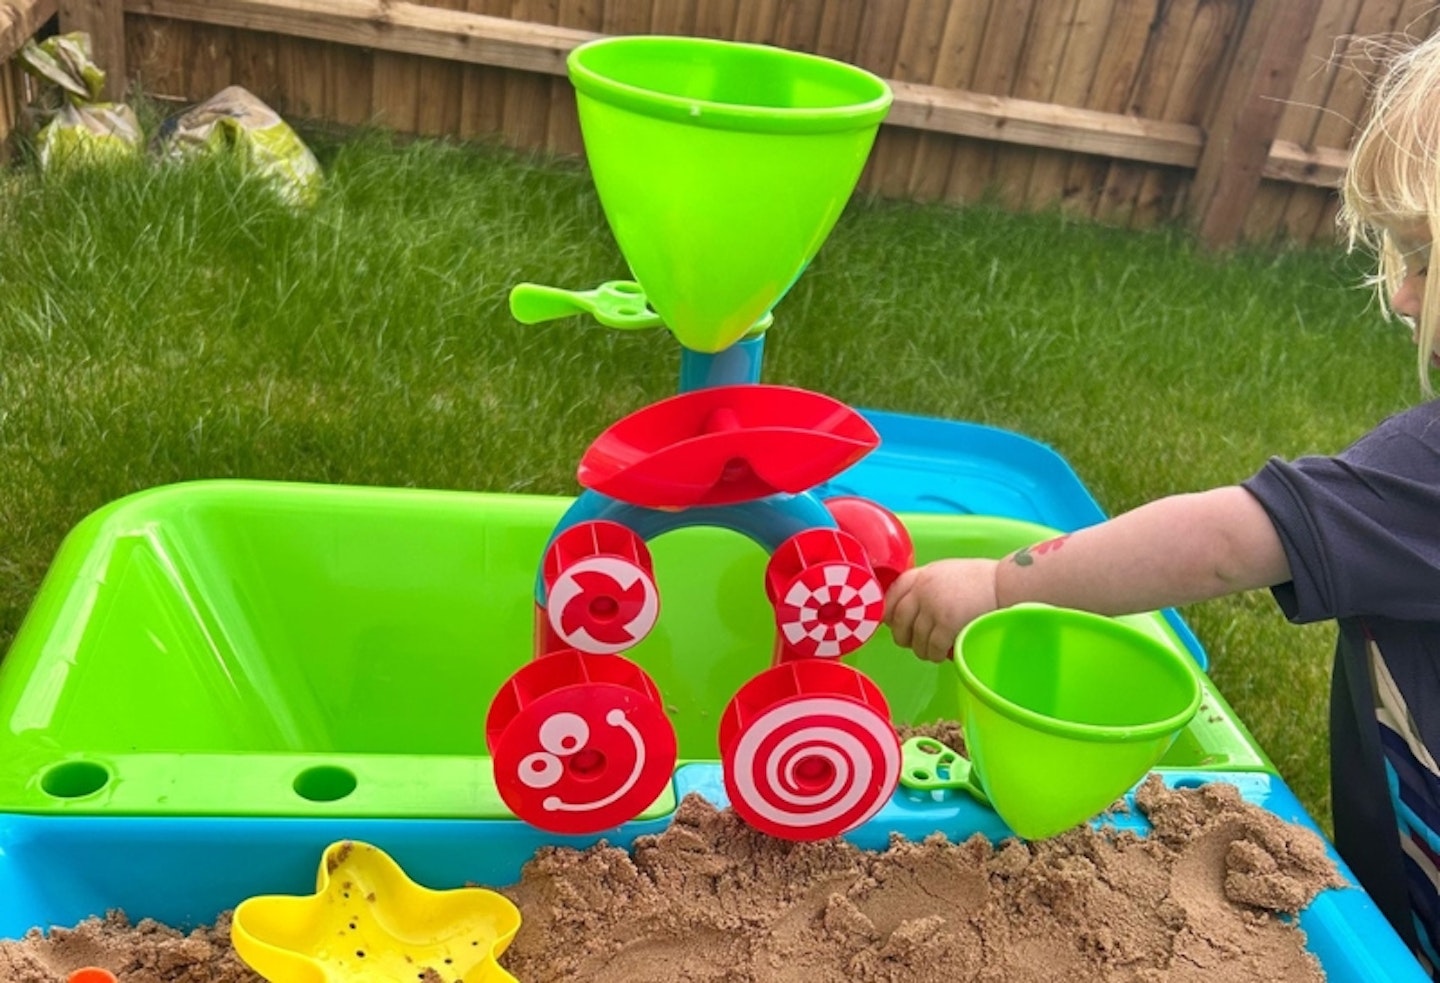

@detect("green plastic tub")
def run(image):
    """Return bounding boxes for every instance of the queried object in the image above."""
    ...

[0,479,1266,822]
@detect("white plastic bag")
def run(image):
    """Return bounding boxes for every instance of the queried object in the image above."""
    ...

[155,85,323,207]
[17,32,142,169]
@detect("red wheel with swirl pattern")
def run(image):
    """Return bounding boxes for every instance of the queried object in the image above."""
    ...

[718,660,900,841]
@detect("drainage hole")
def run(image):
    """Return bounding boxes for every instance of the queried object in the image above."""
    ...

[293,765,358,802]
[40,760,111,799]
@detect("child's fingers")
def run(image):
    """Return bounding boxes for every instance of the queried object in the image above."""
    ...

[912,614,949,663]
[919,622,941,662]
[883,573,919,645]
[905,611,931,659]
[882,568,917,622]
[925,626,957,663]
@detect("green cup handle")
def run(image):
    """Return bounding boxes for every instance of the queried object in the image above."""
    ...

[508,280,665,331]
[898,736,989,806]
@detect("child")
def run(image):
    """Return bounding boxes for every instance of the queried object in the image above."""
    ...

[883,30,1440,972]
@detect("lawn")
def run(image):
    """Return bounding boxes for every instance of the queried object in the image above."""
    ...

[0,129,1419,832]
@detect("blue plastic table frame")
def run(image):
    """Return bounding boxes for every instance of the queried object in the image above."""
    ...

[0,407,1423,982]
[0,766,1424,982]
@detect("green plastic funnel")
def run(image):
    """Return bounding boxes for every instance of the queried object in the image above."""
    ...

[567,36,891,353]
[953,604,1203,839]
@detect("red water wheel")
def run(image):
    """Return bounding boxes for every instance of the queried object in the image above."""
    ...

[540,520,660,656]
[718,660,900,841]
[486,649,677,834]
[765,527,885,660]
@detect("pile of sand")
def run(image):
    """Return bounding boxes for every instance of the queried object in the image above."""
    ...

[501,777,1344,982]
[0,913,256,983]
[0,777,1347,983]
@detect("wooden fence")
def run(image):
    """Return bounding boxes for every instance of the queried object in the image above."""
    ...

[4,0,1440,247]
[0,0,49,161]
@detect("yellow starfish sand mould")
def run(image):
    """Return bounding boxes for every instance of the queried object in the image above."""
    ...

[231,840,521,983]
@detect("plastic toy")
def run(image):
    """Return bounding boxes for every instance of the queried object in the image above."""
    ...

[232,840,520,983]
[899,604,1203,838]
[576,385,880,509]
[483,33,1226,848]
[565,35,891,355]
[509,280,664,330]
[0,30,1430,983]
[485,647,677,832]
[486,34,912,842]
[67,970,117,983]
[717,658,900,839]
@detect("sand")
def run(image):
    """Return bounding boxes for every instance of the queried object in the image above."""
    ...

[0,914,256,983]
[0,775,1347,983]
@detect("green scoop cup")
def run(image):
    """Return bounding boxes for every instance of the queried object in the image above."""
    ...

[898,605,1203,840]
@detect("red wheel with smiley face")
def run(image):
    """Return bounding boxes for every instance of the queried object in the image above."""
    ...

[486,649,677,835]
[718,660,900,841]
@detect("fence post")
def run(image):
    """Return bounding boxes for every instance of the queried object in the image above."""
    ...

[58,0,126,99]
[1190,0,1323,249]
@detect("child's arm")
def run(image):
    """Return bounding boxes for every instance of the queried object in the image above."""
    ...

[884,485,1292,662]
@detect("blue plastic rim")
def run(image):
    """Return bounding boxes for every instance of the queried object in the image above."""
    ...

[0,768,1426,982]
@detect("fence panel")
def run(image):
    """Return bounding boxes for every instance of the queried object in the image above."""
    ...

[1247,0,1365,245]
[1,0,59,160]
[1095,0,1202,226]
[1056,0,1158,222]
[1129,0,1242,228]
[1247,0,1440,244]
[846,4,909,196]
[7,0,1439,245]
[459,0,509,142]
[945,1,1030,204]
[1017,0,1103,213]
[905,0,989,203]
[990,1,1070,209]
[865,1,948,199]
[0,57,18,163]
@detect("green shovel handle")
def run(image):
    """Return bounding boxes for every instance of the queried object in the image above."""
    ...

[508,280,665,331]
[508,281,776,338]
[899,736,988,806]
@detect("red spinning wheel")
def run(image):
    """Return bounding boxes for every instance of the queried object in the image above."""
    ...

[486,649,677,834]
[719,660,900,841]
[766,527,885,659]
[824,496,915,591]
[577,384,879,509]
[541,520,660,655]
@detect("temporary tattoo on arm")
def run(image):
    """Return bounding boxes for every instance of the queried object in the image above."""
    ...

[1011,535,1070,567]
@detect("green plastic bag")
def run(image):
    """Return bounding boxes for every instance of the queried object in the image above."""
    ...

[155,85,323,207]
[17,32,142,169]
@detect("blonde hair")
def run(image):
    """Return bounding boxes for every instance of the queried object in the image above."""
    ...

[1338,30,1440,396]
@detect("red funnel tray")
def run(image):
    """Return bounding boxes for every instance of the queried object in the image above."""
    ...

[578,385,879,509]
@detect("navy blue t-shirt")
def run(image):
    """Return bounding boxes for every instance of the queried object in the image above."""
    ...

[1243,397,1440,965]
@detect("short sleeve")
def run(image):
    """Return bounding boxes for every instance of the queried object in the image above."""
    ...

[1241,401,1440,623]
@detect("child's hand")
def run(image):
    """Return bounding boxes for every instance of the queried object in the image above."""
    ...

[883,558,1000,663]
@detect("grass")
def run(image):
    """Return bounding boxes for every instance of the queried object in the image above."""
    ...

[0,129,1420,834]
